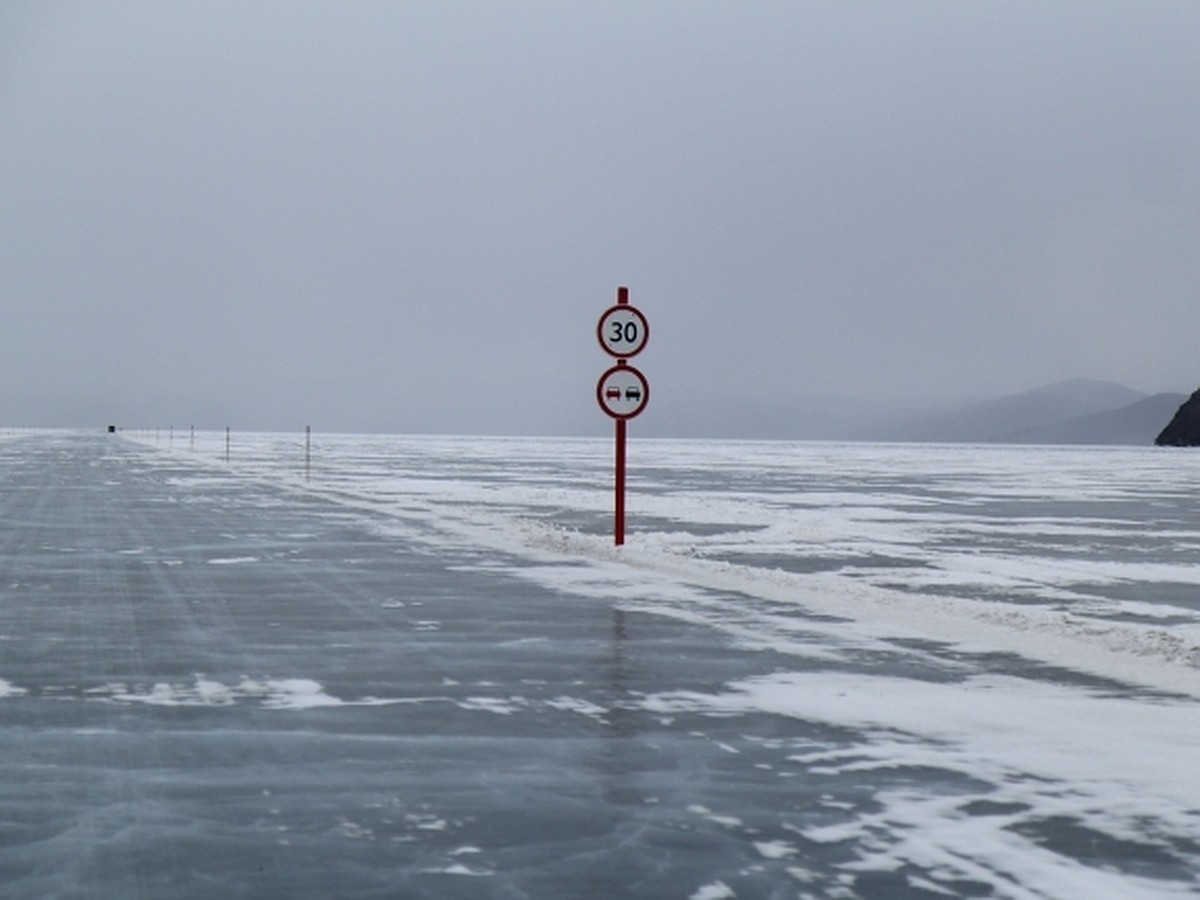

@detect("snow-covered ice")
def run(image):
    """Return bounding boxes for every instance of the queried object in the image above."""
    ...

[0,430,1197,898]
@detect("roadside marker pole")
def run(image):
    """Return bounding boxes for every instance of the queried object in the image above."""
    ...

[596,285,650,546]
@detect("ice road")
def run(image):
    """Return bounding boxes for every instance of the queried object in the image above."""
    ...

[0,431,1198,899]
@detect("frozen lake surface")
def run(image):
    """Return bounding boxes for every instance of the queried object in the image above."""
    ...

[1,431,1198,898]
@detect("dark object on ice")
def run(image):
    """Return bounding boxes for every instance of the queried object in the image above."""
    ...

[1155,389,1200,446]
[107,425,116,434]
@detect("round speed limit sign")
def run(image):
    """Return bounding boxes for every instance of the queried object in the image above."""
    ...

[597,305,649,359]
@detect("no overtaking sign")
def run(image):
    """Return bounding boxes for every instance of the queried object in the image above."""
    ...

[596,364,649,420]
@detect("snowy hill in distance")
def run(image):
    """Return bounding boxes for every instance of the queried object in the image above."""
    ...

[1002,391,1188,445]
[654,378,1187,445]
[848,378,1184,445]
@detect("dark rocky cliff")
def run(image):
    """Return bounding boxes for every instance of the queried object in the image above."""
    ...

[1156,388,1200,446]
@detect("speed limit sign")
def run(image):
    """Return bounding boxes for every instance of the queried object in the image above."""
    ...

[597,305,649,359]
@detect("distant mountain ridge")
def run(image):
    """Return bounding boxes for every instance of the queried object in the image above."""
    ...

[1008,392,1187,445]
[849,379,1181,445]
[653,378,1188,445]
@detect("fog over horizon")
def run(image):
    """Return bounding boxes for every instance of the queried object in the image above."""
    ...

[3,2,1199,435]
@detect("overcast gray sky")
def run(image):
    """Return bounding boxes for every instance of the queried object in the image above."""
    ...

[2,1,1198,435]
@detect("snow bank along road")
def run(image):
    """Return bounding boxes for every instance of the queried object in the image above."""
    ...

[0,431,1197,899]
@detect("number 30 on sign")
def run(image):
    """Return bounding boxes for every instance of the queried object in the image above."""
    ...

[597,305,649,359]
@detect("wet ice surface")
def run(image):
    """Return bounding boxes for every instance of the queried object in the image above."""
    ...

[0,432,1198,898]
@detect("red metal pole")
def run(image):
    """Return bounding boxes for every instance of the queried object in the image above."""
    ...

[615,417,626,546]
[614,285,630,545]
